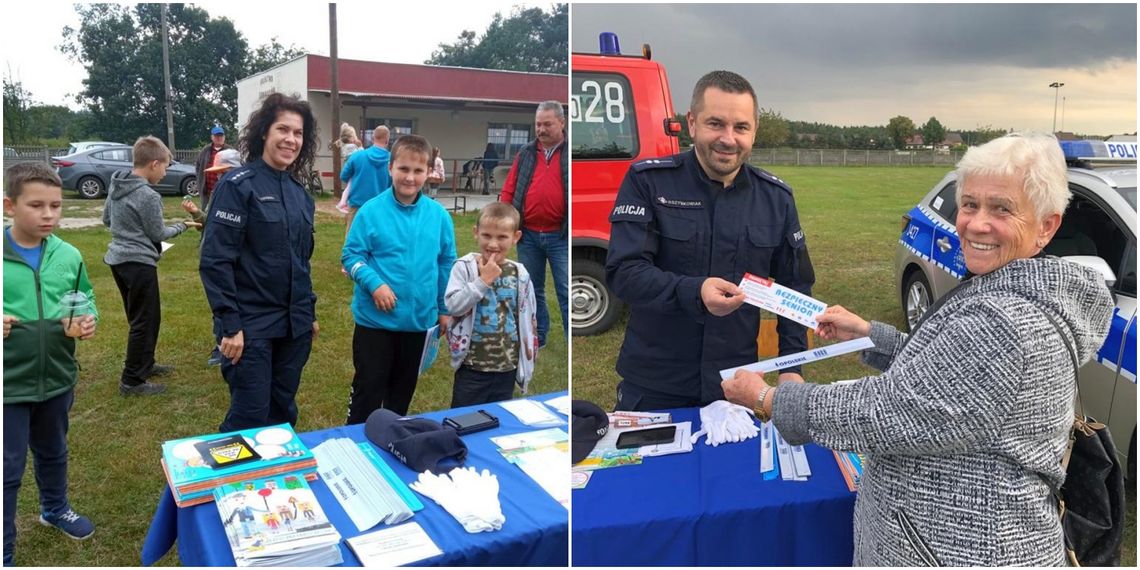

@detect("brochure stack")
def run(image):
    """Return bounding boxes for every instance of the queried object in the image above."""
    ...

[161,423,318,507]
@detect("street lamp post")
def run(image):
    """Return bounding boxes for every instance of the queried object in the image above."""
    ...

[1049,82,1065,133]
[1061,96,1066,132]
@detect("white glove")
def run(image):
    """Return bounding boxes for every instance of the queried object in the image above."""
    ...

[690,400,760,446]
[411,468,504,533]
[410,470,483,532]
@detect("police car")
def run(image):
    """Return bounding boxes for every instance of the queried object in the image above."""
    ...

[895,139,1137,478]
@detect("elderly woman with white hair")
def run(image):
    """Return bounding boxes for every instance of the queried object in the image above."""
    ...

[722,132,1114,565]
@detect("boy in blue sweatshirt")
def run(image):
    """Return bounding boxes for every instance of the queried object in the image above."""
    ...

[341,135,457,422]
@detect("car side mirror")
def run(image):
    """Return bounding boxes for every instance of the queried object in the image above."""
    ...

[1062,255,1117,288]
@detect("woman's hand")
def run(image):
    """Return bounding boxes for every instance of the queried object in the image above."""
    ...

[721,369,768,407]
[816,305,871,341]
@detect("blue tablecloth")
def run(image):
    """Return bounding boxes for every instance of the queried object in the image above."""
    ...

[572,407,856,566]
[142,392,569,566]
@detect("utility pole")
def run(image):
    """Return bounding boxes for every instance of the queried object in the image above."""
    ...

[1061,96,1066,132]
[330,4,342,196]
[161,4,176,149]
[1049,81,1064,134]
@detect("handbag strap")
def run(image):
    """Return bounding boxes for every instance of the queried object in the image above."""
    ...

[1035,308,1103,469]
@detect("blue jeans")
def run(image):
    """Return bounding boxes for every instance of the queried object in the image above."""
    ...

[4,390,75,564]
[517,228,568,347]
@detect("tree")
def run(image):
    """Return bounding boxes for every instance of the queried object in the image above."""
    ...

[2,76,33,144]
[60,4,303,148]
[920,116,946,148]
[426,5,568,74]
[755,107,789,149]
[961,124,1008,147]
[886,115,916,150]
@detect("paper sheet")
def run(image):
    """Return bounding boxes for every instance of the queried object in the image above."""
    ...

[543,395,571,416]
[497,398,564,426]
[346,522,442,567]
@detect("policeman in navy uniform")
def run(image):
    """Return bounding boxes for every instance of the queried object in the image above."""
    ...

[605,70,815,411]
[200,93,320,431]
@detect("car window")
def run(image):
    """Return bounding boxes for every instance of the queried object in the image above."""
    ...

[929,181,958,222]
[1045,186,1129,285]
[1115,186,1136,211]
[94,149,130,162]
[1116,241,1136,297]
[570,72,639,160]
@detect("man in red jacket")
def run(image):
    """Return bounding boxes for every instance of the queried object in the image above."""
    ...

[500,101,567,348]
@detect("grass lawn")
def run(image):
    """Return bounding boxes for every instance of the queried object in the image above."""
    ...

[571,165,1136,565]
[8,195,568,566]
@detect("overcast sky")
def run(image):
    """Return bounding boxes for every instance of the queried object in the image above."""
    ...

[572,3,1137,135]
[1,1,547,110]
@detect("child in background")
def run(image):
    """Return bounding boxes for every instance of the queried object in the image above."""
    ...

[445,202,537,407]
[334,123,362,214]
[3,163,99,564]
[103,136,200,395]
[341,134,457,422]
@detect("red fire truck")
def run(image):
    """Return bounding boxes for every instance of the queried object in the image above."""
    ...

[570,33,682,335]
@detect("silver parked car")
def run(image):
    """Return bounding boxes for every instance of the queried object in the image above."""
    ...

[50,145,198,199]
[896,157,1136,479]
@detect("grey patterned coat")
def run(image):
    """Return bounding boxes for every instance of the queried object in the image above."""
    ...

[774,257,1113,566]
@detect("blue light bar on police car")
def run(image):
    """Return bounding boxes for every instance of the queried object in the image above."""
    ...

[1059,139,1138,163]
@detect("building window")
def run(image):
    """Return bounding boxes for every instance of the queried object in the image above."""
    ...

[362,118,415,148]
[487,123,532,162]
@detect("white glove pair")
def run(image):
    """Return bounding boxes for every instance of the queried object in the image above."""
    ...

[690,400,760,447]
[409,467,505,533]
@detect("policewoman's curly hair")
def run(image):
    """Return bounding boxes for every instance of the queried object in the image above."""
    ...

[238,92,319,179]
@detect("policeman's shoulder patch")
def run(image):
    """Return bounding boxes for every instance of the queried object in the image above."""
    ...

[631,157,679,172]
[751,167,794,195]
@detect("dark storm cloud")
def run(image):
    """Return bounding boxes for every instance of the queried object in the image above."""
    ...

[573,4,1135,69]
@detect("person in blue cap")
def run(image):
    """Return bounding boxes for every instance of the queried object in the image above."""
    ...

[605,70,816,411]
[199,93,320,431]
[194,125,233,209]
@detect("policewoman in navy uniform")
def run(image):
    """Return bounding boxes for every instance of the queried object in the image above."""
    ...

[605,70,815,412]
[199,93,320,431]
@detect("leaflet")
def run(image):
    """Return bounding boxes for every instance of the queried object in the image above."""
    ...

[760,421,775,477]
[542,395,571,416]
[498,398,564,427]
[719,337,875,380]
[773,427,808,482]
[345,522,442,567]
[739,273,828,329]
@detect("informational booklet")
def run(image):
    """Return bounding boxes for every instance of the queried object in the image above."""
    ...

[719,337,875,380]
[213,474,342,567]
[419,325,441,376]
[739,272,827,329]
[492,428,570,508]
[346,522,442,567]
[161,423,316,496]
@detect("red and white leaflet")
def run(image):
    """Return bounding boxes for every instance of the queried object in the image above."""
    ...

[738,273,827,329]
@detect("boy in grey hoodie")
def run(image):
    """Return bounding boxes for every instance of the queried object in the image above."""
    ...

[103,136,200,396]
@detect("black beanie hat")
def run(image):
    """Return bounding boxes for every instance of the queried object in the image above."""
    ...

[365,408,468,474]
[571,400,609,464]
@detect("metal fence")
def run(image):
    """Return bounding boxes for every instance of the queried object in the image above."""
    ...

[748,148,963,166]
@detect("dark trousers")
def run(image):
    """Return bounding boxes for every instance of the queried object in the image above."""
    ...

[615,380,701,412]
[451,366,517,408]
[345,326,425,424]
[4,390,75,563]
[110,262,161,386]
[219,333,312,432]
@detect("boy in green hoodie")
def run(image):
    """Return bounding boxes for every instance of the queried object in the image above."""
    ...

[3,162,99,564]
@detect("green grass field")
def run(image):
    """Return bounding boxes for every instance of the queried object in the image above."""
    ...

[7,196,568,566]
[571,165,1135,565]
